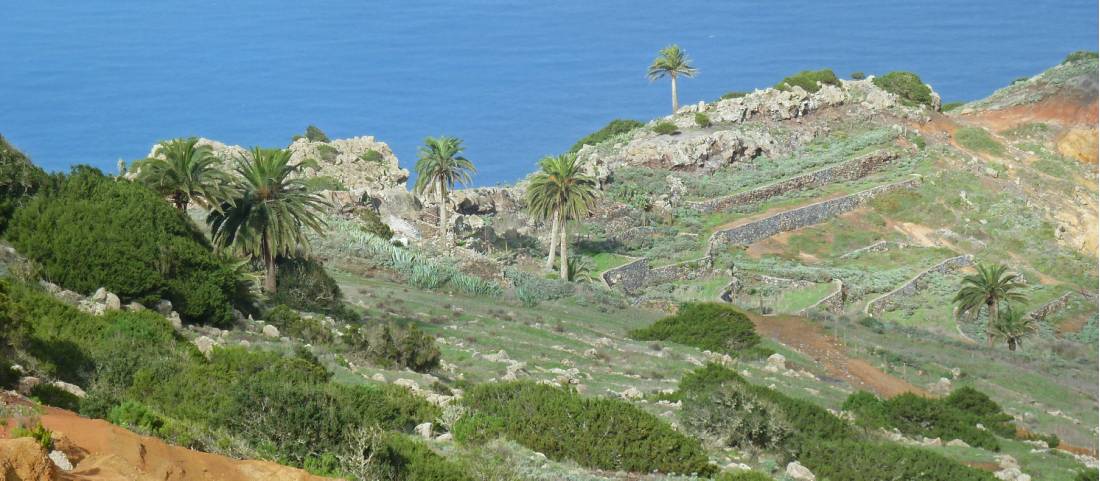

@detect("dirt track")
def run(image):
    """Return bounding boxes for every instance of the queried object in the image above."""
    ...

[744,311,925,398]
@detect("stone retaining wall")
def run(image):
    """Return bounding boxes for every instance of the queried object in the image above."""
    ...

[864,254,973,316]
[840,240,909,259]
[1028,292,1075,321]
[688,150,899,213]
[707,177,921,254]
[799,279,847,314]
[601,256,713,294]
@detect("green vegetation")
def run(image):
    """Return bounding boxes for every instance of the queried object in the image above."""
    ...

[359,149,385,164]
[720,91,748,100]
[459,381,715,475]
[8,168,241,325]
[647,44,698,113]
[526,153,599,279]
[272,257,352,318]
[568,119,643,153]
[631,303,760,353]
[135,137,231,211]
[302,175,346,191]
[872,71,934,107]
[413,136,475,247]
[717,471,774,481]
[344,321,441,372]
[209,147,329,293]
[955,127,1005,155]
[357,208,394,239]
[775,69,839,93]
[954,263,1028,348]
[694,112,712,127]
[0,134,48,231]
[942,101,964,111]
[293,124,330,143]
[1063,51,1098,64]
[850,71,866,80]
[652,121,680,135]
[844,388,1012,450]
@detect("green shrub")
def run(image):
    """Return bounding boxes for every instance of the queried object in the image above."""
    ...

[942,101,964,111]
[681,380,793,453]
[273,257,353,319]
[1063,51,1099,64]
[358,209,394,239]
[359,149,385,164]
[345,322,441,372]
[717,471,774,481]
[943,387,1015,436]
[568,119,644,153]
[304,124,330,142]
[30,383,81,411]
[11,424,53,450]
[503,268,573,306]
[720,91,748,100]
[799,439,996,481]
[265,305,334,344]
[694,112,712,128]
[461,381,715,475]
[955,127,1005,155]
[1076,468,1100,481]
[850,71,866,80]
[872,71,933,107]
[631,302,760,353]
[652,122,680,135]
[7,168,239,326]
[844,389,1009,450]
[775,69,839,93]
[303,176,346,191]
[0,135,48,233]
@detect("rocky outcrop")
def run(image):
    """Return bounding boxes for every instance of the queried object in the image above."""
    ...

[707,177,921,253]
[0,438,55,481]
[687,150,898,213]
[864,255,974,316]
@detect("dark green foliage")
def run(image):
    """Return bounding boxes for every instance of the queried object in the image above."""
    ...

[0,135,48,232]
[850,71,866,80]
[0,360,17,390]
[844,388,1012,450]
[265,305,334,344]
[461,381,715,475]
[358,208,394,239]
[872,71,934,107]
[345,322,441,372]
[799,440,996,481]
[1076,468,1100,481]
[302,176,346,191]
[11,424,53,450]
[360,149,385,164]
[720,91,748,100]
[30,383,81,411]
[681,380,793,453]
[1063,51,1099,64]
[7,169,238,326]
[775,69,840,93]
[304,124,331,142]
[370,433,475,481]
[273,257,353,319]
[651,122,680,135]
[717,471,774,481]
[568,119,643,153]
[942,101,964,111]
[631,303,760,353]
[694,112,712,128]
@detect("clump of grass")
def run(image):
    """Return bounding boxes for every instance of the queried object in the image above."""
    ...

[651,122,680,135]
[955,127,1005,155]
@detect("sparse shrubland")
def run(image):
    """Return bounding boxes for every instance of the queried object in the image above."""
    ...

[872,71,934,107]
[844,388,1010,450]
[775,69,839,93]
[568,119,644,153]
[459,381,715,475]
[631,302,760,354]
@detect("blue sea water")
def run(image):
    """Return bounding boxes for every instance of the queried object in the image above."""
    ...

[1,1,1096,186]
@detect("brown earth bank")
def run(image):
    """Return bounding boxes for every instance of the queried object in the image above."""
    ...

[1,400,333,481]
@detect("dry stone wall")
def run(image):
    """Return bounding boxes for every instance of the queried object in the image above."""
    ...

[601,256,713,294]
[864,255,973,316]
[688,150,899,213]
[1028,292,1076,321]
[707,177,921,253]
[798,279,847,314]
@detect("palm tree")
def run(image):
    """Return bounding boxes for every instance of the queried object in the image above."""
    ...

[647,44,698,113]
[208,147,329,293]
[525,153,598,280]
[527,156,562,271]
[953,263,1028,347]
[988,305,1039,351]
[136,137,231,211]
[413,137,475,247]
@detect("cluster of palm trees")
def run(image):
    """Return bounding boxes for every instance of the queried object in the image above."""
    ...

[135,138,329,294]
[526,153,599,280]
[954,263,1036,351]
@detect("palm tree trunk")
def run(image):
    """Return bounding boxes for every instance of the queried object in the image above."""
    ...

[559,219,569,281]
[670,74,679,113]
[437,178,447,247]
[545,208,560,271]
[1007,338,1017,351]
[263,243,277,294]
[986,300,997,348]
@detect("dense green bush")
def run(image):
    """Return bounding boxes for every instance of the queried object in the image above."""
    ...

[344,322,441,372]
[694,112,712,128]
[717,471,774,481]
[850,71,866,80]
[460,381,715,475]
[273,257,354,319]
[293,124,330,143]
[568,119,644,153]
[681,380,793,453]
[844,387,1013,450]
[7,168,239,326]
[631,303,760,353]
[1063,51,1099,64]
[775,69,840,93]
[358,208,394,239]
[872,71,934,107]
[799,440,996,481]
[30,383,81,411]
[265,305,334,344]
[302,176,346,191]
[652,122,680,135]
[0,135,49,232]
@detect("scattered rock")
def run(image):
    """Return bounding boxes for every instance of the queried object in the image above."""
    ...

[620,387,643,400]
[929,377,952,396]
[764,353,786,373]
[156,299,174,316]
[16,376,41,396]
[786,460,816,481]
[435,432,453,442]
[262,324,280,338]
[994,467,1031,481]
[415,422,433,439]
[126,302,145,312]
[193,336,217,357]
[996,454,1019,470]
[168,311,183,330]
[371,373,386,382]
[50,381,86,398]
[394,378,421,392]
[946,439,970,448]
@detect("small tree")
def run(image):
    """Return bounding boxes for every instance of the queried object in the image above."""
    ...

[988,305,1039,351]
[953,263,1027,347]
[647,44,698,113]
[413,137,475,248]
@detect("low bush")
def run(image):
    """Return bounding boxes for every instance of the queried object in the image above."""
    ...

[265,305,334,344]
[344,322,441,372]
[0,135,49,233]
[503,268,574,306]
[358,209,394,239]
[460,381,715,475]
[775,69,839,93]
[850,71,866,80]
[298,124,330,143]
[359,149,385,164]
[844,387,1013,450]
[717,471,774,481]
[30,384,81,411]
[681,380,793,454]
[273,257,354,319]
[872,71,933,107]
[720,91,748,100]
[652,122,680,135]
[7,168,239,326]
[799,439,996,481]
[302,176,346,191]
[694,112,712,128]
[568,119,643,153]
[942,101,964,111]
[631,303,760,353]
[1063,51,1098,64]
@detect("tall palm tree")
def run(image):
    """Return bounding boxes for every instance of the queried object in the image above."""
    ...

[527,156,562,271]
[136,137,230,211]
[525,153,598,280]
[988,305,1039,351]
[647,44,698,113]
[953,263,1028,347]
[208,147,329,293]
[413,137,475,247]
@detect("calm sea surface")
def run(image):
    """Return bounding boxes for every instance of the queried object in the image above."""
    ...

[1,1,1096,185]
